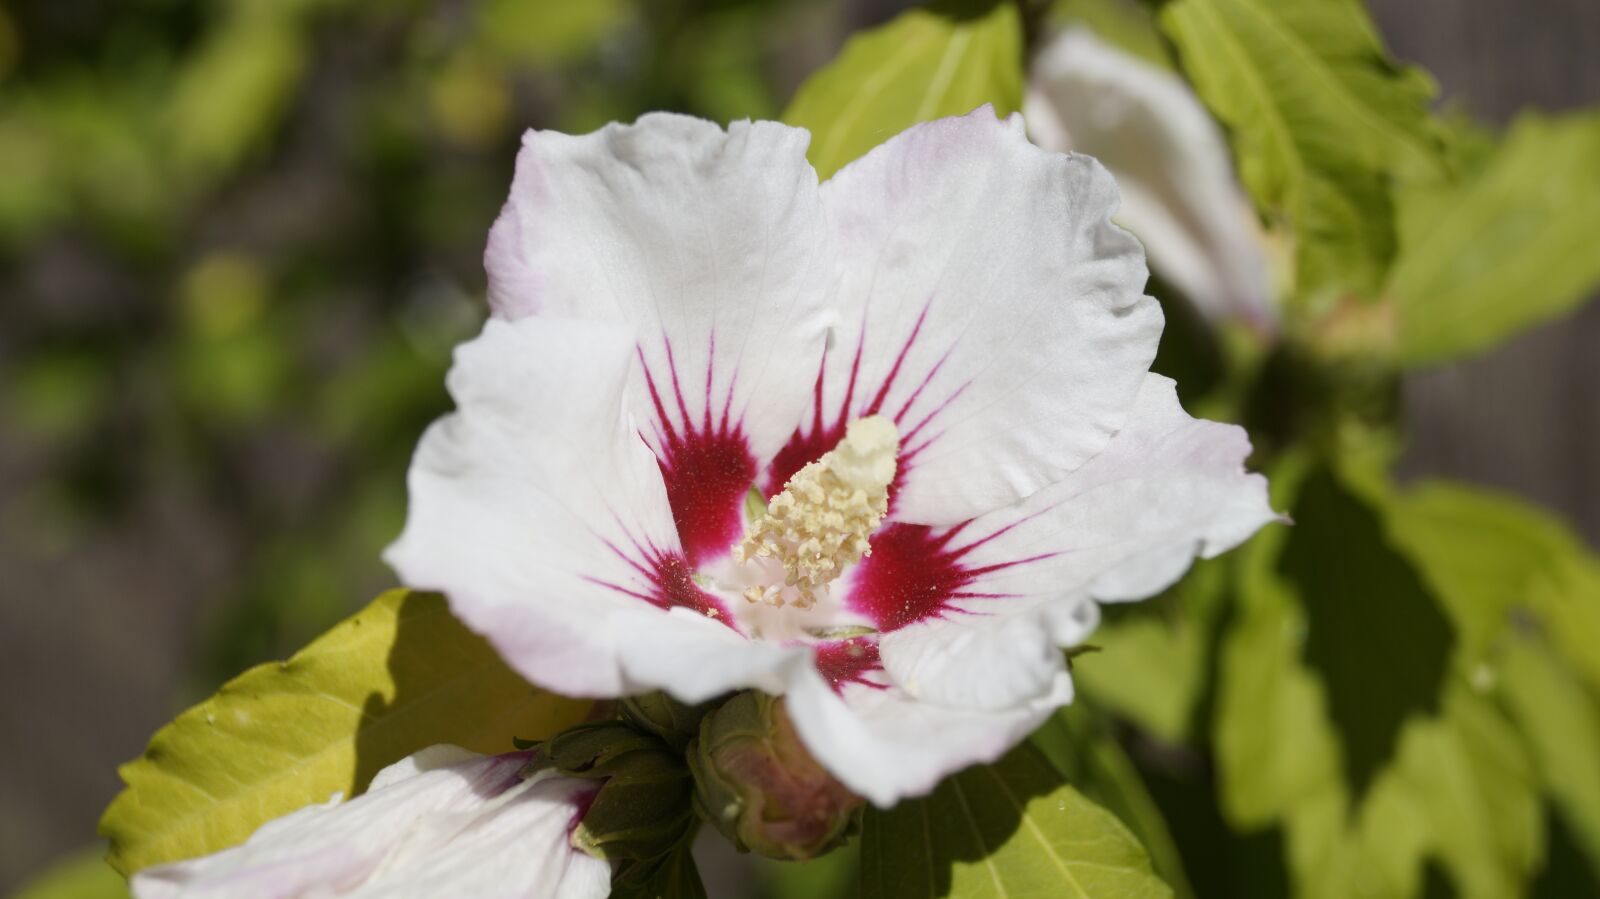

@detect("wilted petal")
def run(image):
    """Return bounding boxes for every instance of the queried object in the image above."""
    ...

[487,114,834,565]
[782,107,1162,526]
[1026,29,1275,330]
[131,747,609,899]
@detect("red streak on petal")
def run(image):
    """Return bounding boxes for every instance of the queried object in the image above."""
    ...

[639,337,757,568]
[863,301,931,417]
[587,543,737,630]
[843,522,1058,632]
[763,299,959,515]
[657,428,756,568]
[844,524,972,631]
[567,785,603,839]
[812,637,885,694]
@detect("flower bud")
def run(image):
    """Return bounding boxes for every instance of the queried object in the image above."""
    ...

[620,691,719,751]
[688,692,862,860]
[525,720,694,869]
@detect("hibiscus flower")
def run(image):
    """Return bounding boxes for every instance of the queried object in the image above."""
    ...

[1026,28,1277,332]
[131,747,609,899]
[384,105,1278,809]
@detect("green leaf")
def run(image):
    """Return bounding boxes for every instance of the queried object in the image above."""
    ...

[1382,481,1589,657]
[1047,0,1175,70]
[99,589,591,876]
[858,741,1172,898]
[11,848,130,899]
[1384,480,1600,697]
[1380,480,1600,876]
[1213,456,1345,828]
[761,838,860,899]
[475,0,631,67]
[1390,112,1600,364]
[1159,0,1443,304]
[1500,638,1600,876]
[782,0,1023,181]
[1281,468,1454,798]
[1215,464,1551,897]
[612,837,708,899]
[1074,556,1228,745]
[1031,708,1195,898]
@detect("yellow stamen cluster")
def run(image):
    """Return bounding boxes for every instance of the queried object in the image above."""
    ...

[734,416,899,609]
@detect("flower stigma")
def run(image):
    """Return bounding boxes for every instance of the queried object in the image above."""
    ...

[733,416,898,610]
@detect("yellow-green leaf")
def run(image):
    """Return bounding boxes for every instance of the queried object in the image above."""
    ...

[12,848,130,899]
[1390,112,1600,365]
[782,0,1023,181]
[1214,462,1547,898]
[1500,637,1600,876]
[859,741,1172,898]
[1160,0,1443,305]
[99,589,590,876]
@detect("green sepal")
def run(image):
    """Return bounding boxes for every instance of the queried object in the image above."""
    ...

[528,719,698,869]
[526,720,677,780]
[621,692,723,752]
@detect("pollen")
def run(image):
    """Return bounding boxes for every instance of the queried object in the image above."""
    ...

[734,416,898,609]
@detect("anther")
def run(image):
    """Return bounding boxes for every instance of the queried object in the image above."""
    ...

[733,417,898,609]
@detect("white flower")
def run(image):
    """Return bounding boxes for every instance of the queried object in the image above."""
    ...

[131,746,609,899]
[1025,28,1276,331]
[386,107,1278,807]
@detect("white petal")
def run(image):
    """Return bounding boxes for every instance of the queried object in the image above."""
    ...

[855,374,1278,713]
[1027,29,1275,330]
[131,748,610,899]
[385,316,747,698]
[486,114,834,564]
[783,665,1072,808]
[803,106,1162,525]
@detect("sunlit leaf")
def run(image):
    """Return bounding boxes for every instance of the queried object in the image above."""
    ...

[1390,112,1600,364]
[1031,708,1195,898]
[1501,639,1600,877]
[1382,480,1600,877]
[782,0,1023,181]
[99,590,590,875]
[1217,464,1553,897]
[1160,0,1443,304]
[859,741,1171,898]
[1385,480,1600,695]
[1383,481,1588,657]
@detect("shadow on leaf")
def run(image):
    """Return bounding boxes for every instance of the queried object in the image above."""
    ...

[1279,469,1453,799]
[352,590,589,799]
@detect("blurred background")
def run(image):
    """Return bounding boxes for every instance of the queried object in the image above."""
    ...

[0,0,1594,893]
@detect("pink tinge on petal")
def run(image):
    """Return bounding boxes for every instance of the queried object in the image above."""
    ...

[812,637,887,694]
[844,519,1058,632]
[566,784,602,839]
[588,537,737,630]
[764,300,968,513]
[638,334,758,568]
